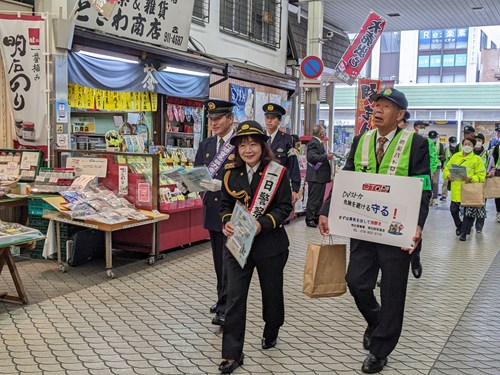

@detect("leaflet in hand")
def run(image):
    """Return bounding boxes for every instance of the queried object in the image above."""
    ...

[225,201,257,269]
[449,164,468,180]
[163,165,212,192]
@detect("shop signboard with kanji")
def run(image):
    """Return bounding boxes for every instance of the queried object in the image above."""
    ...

[72,0,195,51]
[355,78,381,135]
[334,12,386,85]
[328,171,423,248]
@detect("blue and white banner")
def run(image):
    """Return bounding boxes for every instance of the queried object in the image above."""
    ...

[229,84,255,123]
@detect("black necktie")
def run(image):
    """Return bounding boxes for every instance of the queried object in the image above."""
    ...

[218,138,224,152]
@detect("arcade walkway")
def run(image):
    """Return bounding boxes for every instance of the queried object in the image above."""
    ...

[1,200,499,374]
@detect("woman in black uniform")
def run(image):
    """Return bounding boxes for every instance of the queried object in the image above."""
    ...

[218,120,292,374]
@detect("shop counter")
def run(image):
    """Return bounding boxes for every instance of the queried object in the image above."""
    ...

[43,212,168,279]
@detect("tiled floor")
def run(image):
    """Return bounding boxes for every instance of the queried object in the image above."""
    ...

[1,199,499,374]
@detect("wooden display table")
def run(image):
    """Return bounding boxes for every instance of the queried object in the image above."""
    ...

[0,235,44,305]
[43,212,168,278]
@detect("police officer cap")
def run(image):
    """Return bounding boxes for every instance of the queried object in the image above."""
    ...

[475,133,485,141]
[370,88,408,110]
[230,120,269,145]
[414,120,429,127]
[263,103,286,117]
[448,136,457,143]
[463,125,475,134]
[204,99,236,119]
[428,130,438,139]
[495,123,500,131]
[404,111,411,120]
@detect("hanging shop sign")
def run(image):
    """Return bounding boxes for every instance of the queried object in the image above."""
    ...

[72,0,195,51]
[230,84,255,123]
[355,78,381,135]
[334,12,386,86]
[0,14,48,146]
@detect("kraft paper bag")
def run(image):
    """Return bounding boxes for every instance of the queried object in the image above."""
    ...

[460,182,485,207]
[484,177,500,199]
[303,240,347,298]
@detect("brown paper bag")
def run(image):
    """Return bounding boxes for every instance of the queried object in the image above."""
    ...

[484,177,500,199]
[460,182,485,207]
[303,240,347,298]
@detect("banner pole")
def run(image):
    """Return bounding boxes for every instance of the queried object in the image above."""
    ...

[43,12,51,167]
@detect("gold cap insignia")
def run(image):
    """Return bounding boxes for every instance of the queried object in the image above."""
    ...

[383,88,393,96]
[241,124,250,130]
[207,102,216,110]
[267,104,274,111]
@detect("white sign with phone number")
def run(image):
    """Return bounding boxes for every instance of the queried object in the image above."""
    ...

[328,171,423,248]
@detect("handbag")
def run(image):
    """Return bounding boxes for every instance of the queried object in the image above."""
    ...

[303,237,347,298]
[484,177,500,199]
[460,182,485,207]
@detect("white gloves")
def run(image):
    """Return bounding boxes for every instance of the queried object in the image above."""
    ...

[176,181,189,194]
[199,179,222,192]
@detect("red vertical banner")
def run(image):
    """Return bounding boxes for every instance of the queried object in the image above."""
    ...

[334,12,386,85]
[355,78,381,135]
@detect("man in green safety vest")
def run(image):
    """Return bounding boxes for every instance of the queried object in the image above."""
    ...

[318,88,431,374]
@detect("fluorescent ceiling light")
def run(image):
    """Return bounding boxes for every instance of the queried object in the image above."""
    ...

[162,66,209,76]
[76,50,139,64]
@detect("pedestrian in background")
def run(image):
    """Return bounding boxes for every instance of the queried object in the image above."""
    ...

[414,121,438,205]
[487,141,500,222]
[305,125,333,228]
[428,130,446,204]
[443,137,486,241]
[219,121,292,374]
[441,136,458,201]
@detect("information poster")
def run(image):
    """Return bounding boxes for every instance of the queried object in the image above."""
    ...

[328,171,423,248]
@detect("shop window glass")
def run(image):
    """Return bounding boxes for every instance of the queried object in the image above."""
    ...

[443,28,456,50]
[454,74,466,82]
[419,30,431,51]
[429,74,441,83]
[442,74,454,83]
[417,75,429,83]
[193,0,210,23]
[220,0,281,48]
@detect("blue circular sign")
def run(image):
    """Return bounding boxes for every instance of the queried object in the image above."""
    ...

[301,56,324,79]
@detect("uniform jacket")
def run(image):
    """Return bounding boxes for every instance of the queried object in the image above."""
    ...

[323,127,431,229]
[194,134,235,231]
[221,163,292,261]
[305,137,331,183]
[443,151,486,202]
[492,144,500,176]
[269,131,301,193]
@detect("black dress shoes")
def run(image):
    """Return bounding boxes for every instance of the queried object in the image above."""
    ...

[212,313,225,326]
[210,303,218,314]
[411,260,423,279]
[306,220,317,228]
[219,354,244,374]
[455,227,462,236]
[361,353,387,373]
[459,234,466,241]
[261,337,277,349]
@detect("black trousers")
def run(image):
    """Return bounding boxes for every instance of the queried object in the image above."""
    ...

[306,182,326,222]
[496,198,500,213]
[346,239,410,359]
[222,250,288,360]
[209,230,228,314]
[450,201,476,235]
[450,201,462,230]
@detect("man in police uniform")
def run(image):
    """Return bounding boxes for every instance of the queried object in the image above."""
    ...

[263,103,301,204]
[318,88,431,373]
[195,99,236,327]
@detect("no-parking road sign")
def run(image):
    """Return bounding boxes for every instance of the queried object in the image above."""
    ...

[300,56,324,79]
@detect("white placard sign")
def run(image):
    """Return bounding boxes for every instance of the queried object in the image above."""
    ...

[72,0,195,51]
[328,170,423,248]
[66,157,108,178]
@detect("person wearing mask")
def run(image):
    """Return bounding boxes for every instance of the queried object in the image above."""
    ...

[474,133,488,166]
[218,121,292,374]
[318,88,431,373]
[443,138,486,241]
[487,123,500,150]
[453,126,476,154]
[414,121,438,206]
[441,136,458,201]
[428,130,446,203]
[470,133,488,233]
[195,99,236,327]
[262,103,301,205]
[305,125,333,227]
[487,142,500,222]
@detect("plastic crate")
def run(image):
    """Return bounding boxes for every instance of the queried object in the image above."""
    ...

[28,199,56,217]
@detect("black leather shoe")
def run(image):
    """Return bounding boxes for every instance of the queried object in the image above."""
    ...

[456,227,462,236]
[361,353,387,373]
[261,337,277,349]
[210,304,218,314]
[219,354,244,374]
[459,234,466,241]
[363,327,373,350]
[212,313,225,326]
[411,260,422,279]
[306,220,317,228]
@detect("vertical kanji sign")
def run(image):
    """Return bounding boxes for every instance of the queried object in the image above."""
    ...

[334,12,386,85]
[0,14,48,146]
[355,78,381,135]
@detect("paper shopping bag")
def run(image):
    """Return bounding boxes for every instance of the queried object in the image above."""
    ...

[303,241,347,298]
[460,182,485,207]
[484,177,500,199]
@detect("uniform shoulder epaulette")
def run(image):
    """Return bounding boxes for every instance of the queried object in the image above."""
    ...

[224,163,236,170]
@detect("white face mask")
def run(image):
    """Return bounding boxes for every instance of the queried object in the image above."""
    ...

[416,128,425,135]
[463,146,473,154]
[475,141,482,148]
[450,142,457,147]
